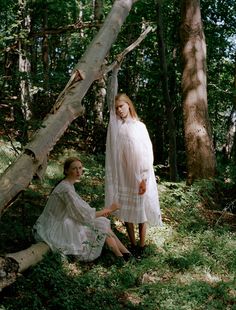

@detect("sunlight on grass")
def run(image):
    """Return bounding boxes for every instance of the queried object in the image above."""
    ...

[147,224,173,248]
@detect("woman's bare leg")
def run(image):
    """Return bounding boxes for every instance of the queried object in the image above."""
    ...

[125,222,136,246]
[105,235,123,257]
[108,230,130,254]
[139,222,147,248]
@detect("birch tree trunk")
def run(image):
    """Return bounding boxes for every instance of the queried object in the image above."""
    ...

[92,0,107,152]
[18,0,33,144]
[180,0,216,184]
[0,242,50,291]
[0,0,138,216]
[225,54,236,162]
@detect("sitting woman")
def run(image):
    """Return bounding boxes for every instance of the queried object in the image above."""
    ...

[33,157,131,263]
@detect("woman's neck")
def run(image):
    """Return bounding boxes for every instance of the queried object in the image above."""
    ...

[64,177,75,185]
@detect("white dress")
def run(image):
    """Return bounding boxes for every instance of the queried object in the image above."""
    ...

[105,116,162,226]
[33,180,110,262]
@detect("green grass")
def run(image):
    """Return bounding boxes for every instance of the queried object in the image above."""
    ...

[0,148,236,309]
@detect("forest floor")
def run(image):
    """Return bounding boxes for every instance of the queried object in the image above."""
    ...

[0,148,236,310]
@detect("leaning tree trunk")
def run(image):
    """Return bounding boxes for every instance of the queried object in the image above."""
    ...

[180,0,216,184]
[0,0,138,216]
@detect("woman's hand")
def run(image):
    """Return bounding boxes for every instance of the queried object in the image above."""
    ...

[102,210,111,217]
[110,202,121,212]
[139,179,146,195]
[96,203,120,218]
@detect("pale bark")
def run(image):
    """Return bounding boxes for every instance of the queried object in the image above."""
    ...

[0,242,50,291]
[225,54,236,161]
[19,0,33,122]
[180,0,216,184]
[93,0,106,129]
[0,0,137,216]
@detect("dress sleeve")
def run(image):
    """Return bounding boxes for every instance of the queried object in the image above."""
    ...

[60,189,96,224]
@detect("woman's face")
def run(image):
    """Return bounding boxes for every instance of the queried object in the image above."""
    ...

[66,160,83,181]
[115,99,130,119]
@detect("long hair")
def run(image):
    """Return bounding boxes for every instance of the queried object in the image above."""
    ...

[115,93,138,119]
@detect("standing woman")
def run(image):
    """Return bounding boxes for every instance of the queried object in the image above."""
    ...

[105,93,162,255]
[33,157,131,262]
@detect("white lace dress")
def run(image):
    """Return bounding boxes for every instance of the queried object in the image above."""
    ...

[33,180,110,262]
[105,117,162,226]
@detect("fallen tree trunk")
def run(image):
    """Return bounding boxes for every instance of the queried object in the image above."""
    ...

[0,242,50,291]
[0,0,138,216]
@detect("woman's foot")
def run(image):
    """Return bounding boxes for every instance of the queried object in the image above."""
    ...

[122,252,134,262]
[128,245,146,259]
[127,244,137,255]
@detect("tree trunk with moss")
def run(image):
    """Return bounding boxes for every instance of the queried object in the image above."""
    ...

[180,0,216,184]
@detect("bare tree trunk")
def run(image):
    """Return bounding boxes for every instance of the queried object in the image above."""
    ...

[156,0,178,181]
[18,0,33,144]
[91,0,107,152]
[180,0,216,184]
[225,53,236,161]
[0,0,138,216]
[42,5,49,91]
[0,242,49,291]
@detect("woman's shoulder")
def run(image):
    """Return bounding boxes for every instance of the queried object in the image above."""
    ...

[130,119,147,132]
[52,180,74,194]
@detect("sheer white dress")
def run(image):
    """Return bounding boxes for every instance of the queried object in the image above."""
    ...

[105,114,162,226]
[33,180,110,262]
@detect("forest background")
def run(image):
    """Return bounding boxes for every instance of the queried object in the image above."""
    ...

[0,0,236,309]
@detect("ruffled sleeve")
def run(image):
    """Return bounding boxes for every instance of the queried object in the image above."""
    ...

[56,183,96,224]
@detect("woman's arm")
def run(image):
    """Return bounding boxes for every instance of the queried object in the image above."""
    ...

[138,179,147,195]
[96,203,120,218]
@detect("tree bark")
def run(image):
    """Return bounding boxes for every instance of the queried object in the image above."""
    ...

[42,5,49,91]
[225,53,236,162]
[156,0,178,181]
[0,0,138,216]
[0,242,50,291]
[91,0,107,153]
[180,0,216,184]
[18,0,33,144]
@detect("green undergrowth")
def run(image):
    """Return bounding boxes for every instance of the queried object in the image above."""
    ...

[1,149,236,309]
